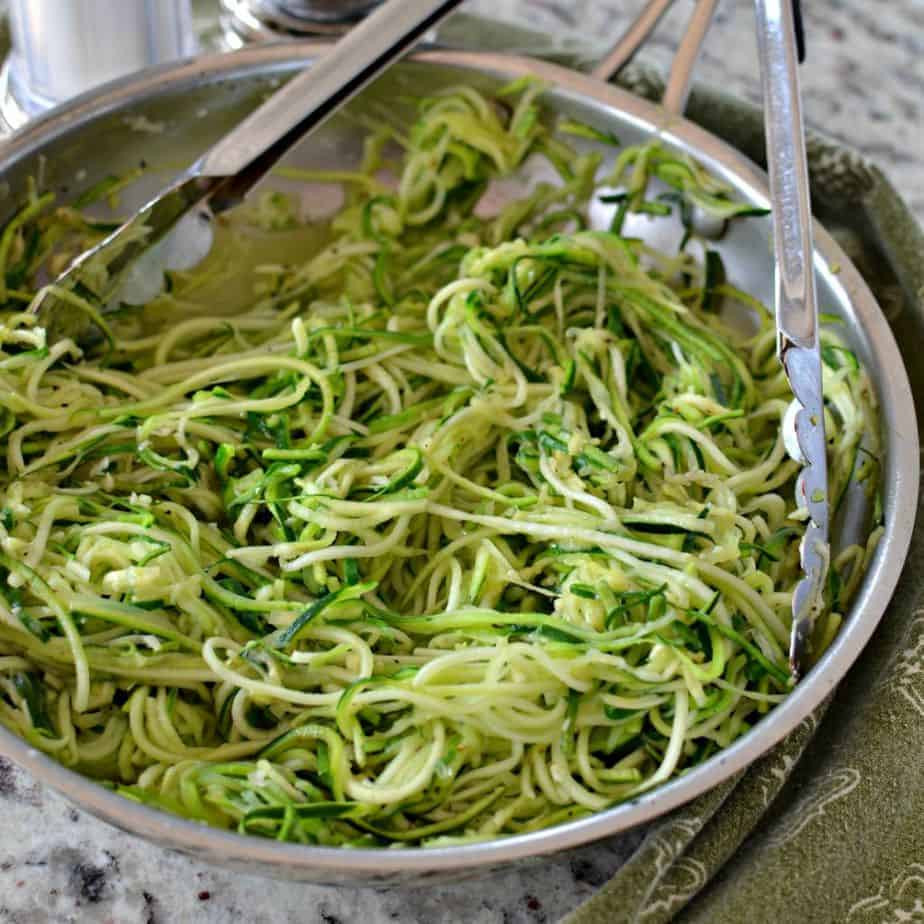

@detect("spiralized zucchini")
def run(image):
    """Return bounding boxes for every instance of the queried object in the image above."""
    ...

[0,81,880,847]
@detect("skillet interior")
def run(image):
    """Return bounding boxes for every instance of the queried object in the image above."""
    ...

[0,43,915,883]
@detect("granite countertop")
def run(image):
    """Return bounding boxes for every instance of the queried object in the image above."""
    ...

[1,2,922,922]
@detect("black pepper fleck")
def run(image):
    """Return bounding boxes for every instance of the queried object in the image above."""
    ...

[0,758,17,797]
[71,862,109,904]
[142,889,158,924]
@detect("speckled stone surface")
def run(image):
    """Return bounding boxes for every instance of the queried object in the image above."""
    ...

[0,757,644,923]
[0,2,921,922]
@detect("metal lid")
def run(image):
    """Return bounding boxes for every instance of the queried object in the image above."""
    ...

[0,0,197,131]
[219,0,382,47]
[276,0,381,21]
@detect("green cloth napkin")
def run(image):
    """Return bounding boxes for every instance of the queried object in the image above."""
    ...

[561,65,924,924]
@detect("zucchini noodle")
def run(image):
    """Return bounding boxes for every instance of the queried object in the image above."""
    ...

[0,81,880,847]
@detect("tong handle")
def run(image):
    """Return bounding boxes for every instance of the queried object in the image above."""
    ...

[663,0,718,115]
[591,0,673,84]
[755,0,817,347]
[196,0,462,208]
[592,0,717,116]
[755,0,829,679]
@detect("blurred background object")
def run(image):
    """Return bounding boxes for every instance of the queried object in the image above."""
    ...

[0,0,197,128]
[220,0,384,44]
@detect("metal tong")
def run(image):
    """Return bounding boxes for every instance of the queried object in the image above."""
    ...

[596,0,826,680]
[29,0,464,343]
[754,0,828,681]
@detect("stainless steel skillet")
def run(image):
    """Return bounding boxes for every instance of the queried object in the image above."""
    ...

[0,32,916,884]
